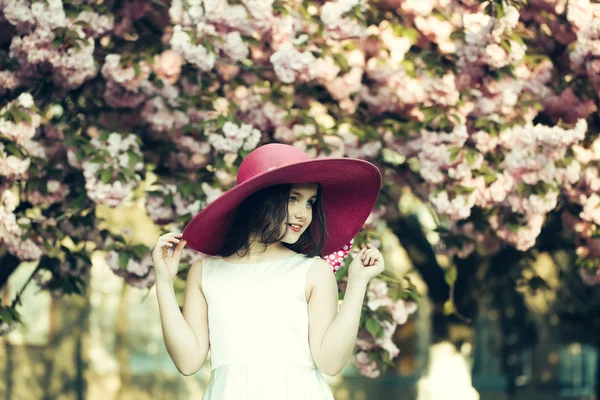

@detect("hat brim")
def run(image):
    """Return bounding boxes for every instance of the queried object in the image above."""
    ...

[182,158,382,256]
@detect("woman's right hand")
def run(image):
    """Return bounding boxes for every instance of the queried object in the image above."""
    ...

[152,232,187,283]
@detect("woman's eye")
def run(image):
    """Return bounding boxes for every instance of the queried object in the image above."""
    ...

[307,200,314,207]
[288,197,296,203]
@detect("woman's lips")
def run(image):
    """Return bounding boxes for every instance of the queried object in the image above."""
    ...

[289,224,302,233]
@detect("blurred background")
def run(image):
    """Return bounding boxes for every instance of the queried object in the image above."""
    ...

[2,198,599,400]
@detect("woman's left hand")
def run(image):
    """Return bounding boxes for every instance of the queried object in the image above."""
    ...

[348,243,385,285]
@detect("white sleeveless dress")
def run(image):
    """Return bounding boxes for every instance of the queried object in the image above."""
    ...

[201,253,335,400]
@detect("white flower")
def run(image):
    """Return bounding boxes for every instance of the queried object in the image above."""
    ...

[47,180,60,193]
[17,93,34,108]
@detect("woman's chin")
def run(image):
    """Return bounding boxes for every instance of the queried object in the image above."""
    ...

[281,234,300,245]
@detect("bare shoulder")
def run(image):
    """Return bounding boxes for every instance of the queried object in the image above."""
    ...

[186,259,204,289]
[306,258,337,292]
[307,257,335,279]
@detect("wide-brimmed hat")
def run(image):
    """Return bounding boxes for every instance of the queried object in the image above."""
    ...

[182,143,382,256]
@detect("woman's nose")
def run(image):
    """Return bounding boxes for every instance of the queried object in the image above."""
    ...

[294,205,308,220]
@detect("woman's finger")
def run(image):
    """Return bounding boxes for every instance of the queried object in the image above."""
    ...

[363,249,378,260]
[158,240,174,248]
[161,232,182,237]
[173,240,187,259]
[358,246,368,260]
[163,237,181,245]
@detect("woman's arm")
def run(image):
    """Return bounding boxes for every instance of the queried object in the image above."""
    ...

[307,245,384,376]
[306,259,367,376]
[156,260,210,376]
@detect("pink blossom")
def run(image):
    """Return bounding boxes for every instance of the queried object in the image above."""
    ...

[375,320,400,358]
[429,190,476,220]
[219,31,249,62]
[415,15,456,53]
[391,300,418,325]
[74,10,115,37]
[101,54,151,92]
[106,251,156,289]
[170,25,216,71]
[153,50,183,84]
[321,0,366,39]
[354,351,381,378]
[208,122,261,153]
[0,70,20,93]
[270,48,316,83]
[141,97,189,132]
[490,213,545,251]
[325,67,363,101]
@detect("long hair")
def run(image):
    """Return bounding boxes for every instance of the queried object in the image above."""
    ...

[218,184,327,258]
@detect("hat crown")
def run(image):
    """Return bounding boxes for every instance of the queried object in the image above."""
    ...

[237,144,310,184]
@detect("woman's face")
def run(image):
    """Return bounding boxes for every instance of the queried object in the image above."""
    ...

[281,182,318,244]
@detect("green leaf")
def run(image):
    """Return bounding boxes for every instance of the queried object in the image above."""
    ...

[127,150,141,167]
[113,234,127,244]
[10,108,22,124]
[99,169,112,184]
[443,300,454,316]
[119,253,129,270]
[131,244,148,260]
[445,266,458,286]
[448,146,461,162]
[365,318,383,339]
[90,154,105,164]
[0,307,13,324]
[450,30,466,41]
[216,115,227,129]
[455,185,474,195]
[507,223,520,234]
[133,63,141,77]
[4,142,21,157]
[465,149,477,166]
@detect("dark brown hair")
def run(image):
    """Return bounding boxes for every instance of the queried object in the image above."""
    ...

[218,184,327,258]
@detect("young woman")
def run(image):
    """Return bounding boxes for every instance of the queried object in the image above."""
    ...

[152,143,384,399]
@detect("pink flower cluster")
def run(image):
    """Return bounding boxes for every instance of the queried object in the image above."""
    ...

[145,183,202,225]
[0,93,43,179]
[354,278,418,377]
[71,132,144,207]
[320,0,367,39]
[208,121,261,155]
[24,179,70,207]
[4,0,99,89]
[101,54,151,108]
[414,119,587,253]
[567,0,600,98]
[0,189,43,261]
[457,5,525,71]
[105,250,156,289]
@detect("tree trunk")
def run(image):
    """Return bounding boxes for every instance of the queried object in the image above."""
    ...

[115,284,130,400]
[5,341,14,400]
[596,341,600,400]
[0,253,21,291]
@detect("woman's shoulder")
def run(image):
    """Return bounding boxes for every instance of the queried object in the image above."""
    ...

[305,256,335,279]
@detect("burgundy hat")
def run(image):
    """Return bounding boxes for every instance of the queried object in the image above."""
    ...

[182,143,382,256]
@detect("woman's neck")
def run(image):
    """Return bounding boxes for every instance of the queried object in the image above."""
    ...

[229,237,294,263]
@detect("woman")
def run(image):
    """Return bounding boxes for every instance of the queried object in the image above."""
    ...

[153,143,384,399]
